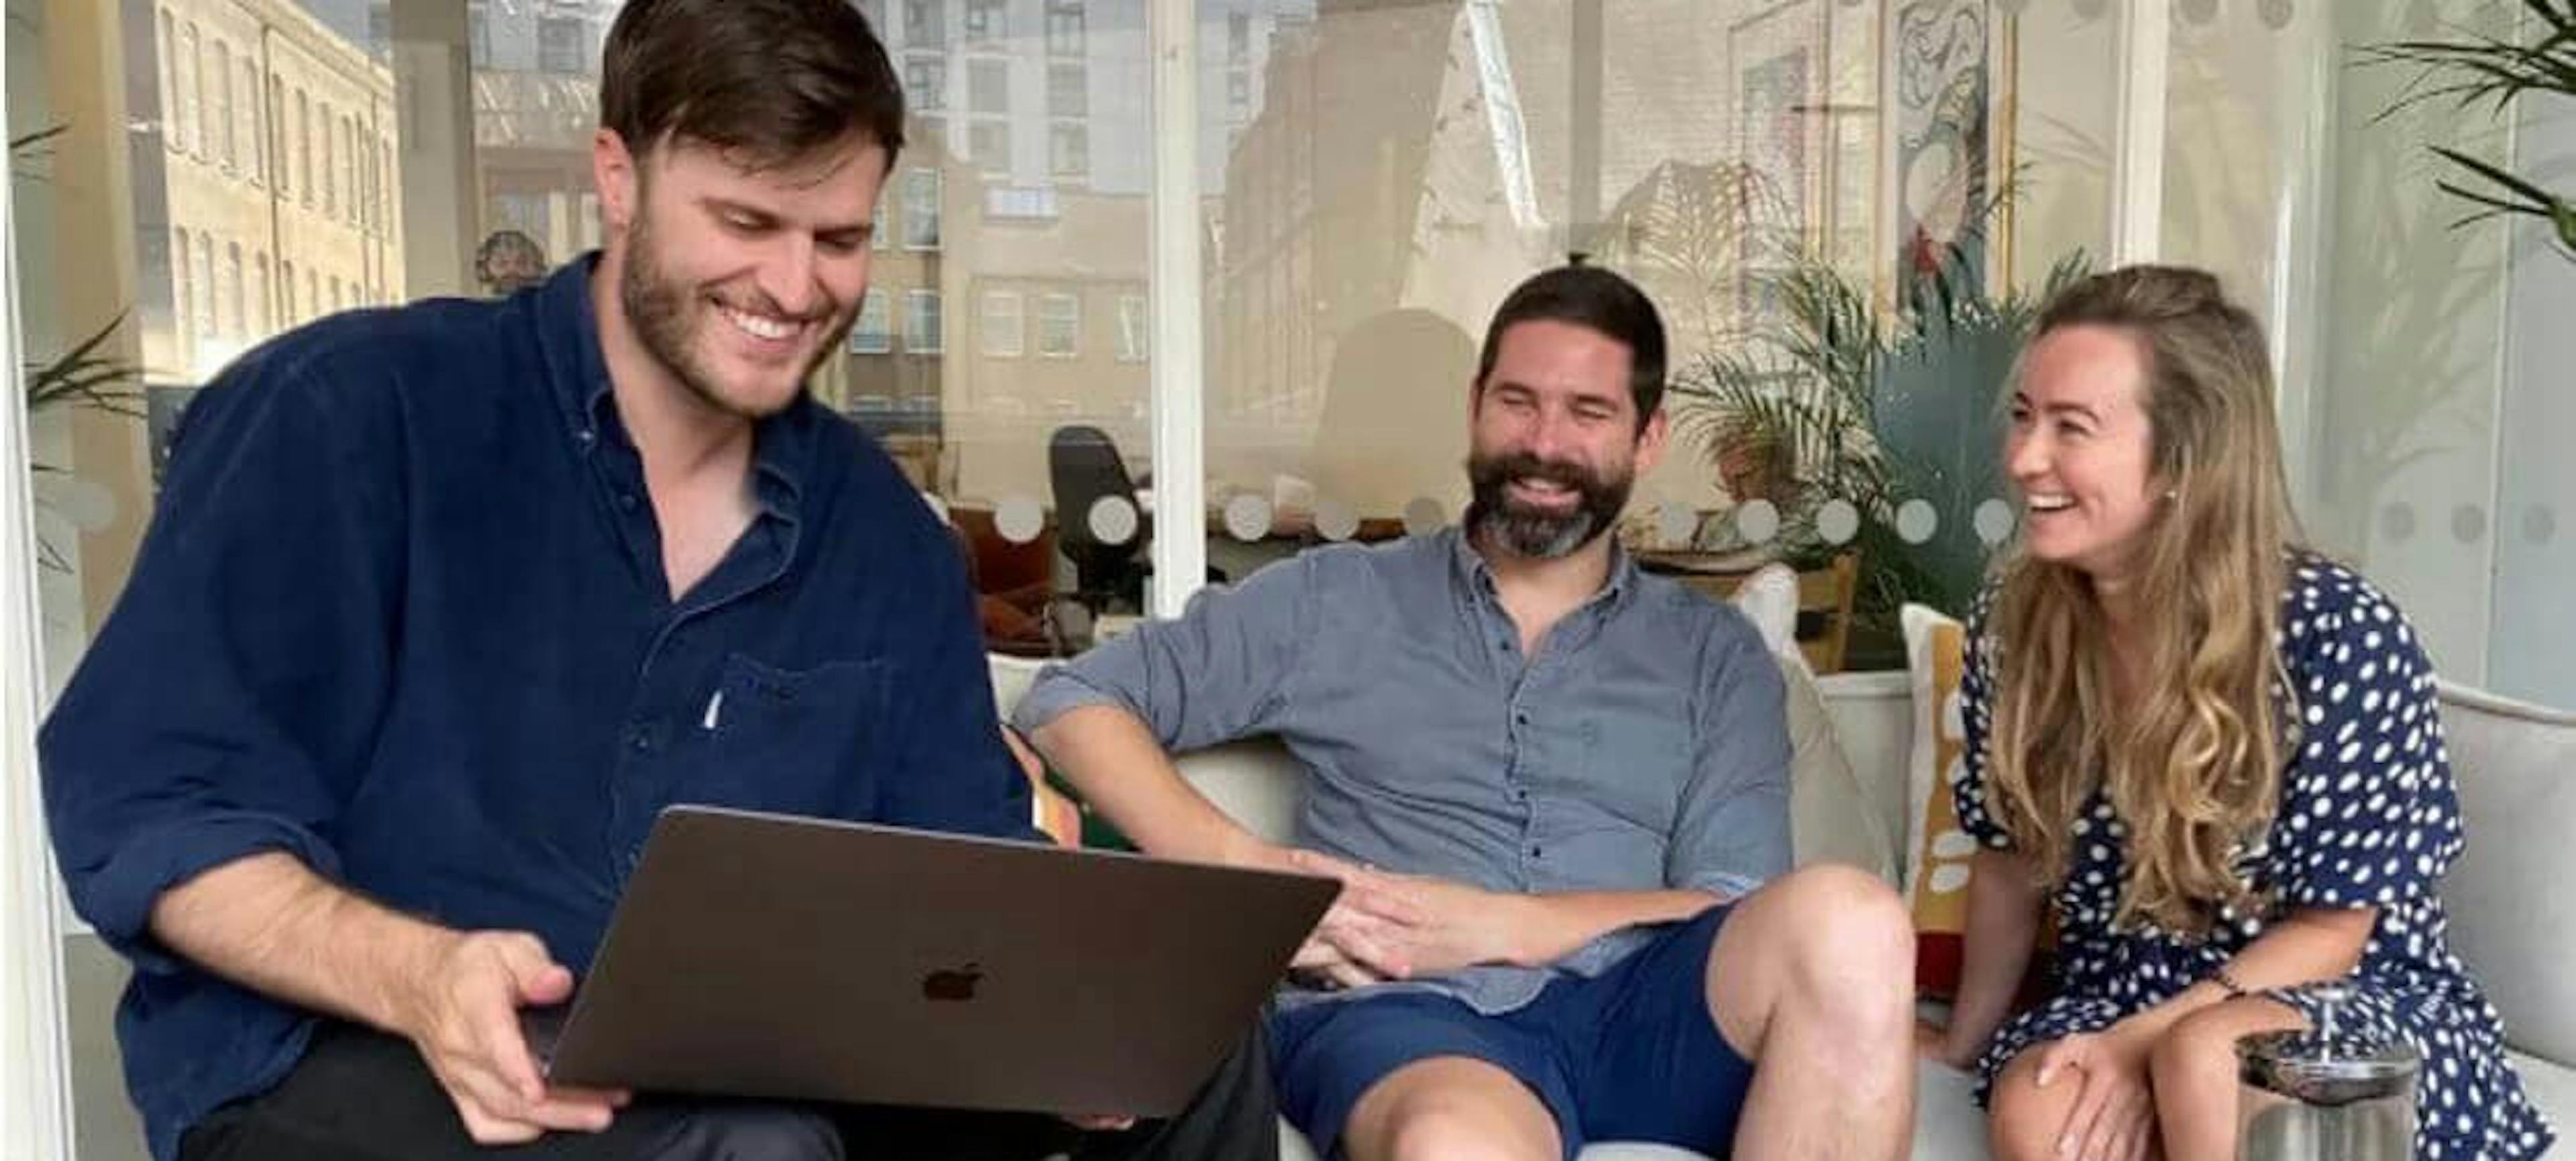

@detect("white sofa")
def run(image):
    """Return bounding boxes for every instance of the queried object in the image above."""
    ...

[991,658,2576,1160]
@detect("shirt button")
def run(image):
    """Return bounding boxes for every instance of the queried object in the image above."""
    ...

[626,725,655,752]
[1513,712,1529,725]
[616,491,640,511]
[1527,845,1543,858]
[575,427,598,448]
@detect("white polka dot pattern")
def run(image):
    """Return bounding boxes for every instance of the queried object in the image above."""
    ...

[1948,558,2555,1160]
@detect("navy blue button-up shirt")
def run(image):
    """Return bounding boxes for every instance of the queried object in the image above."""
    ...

[40,258,1034,1161]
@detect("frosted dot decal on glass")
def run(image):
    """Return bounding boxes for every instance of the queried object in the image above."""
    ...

[2179,0,2218,24]
[1974,498,2016,546]
[2452,503,2487,546]
[2259,0,2295,30]
[1089,495,1140,546]
[2525,505,2557,546]
[2379,501,2416,543]
[1896,499,1939,545]
[1817,498,1860,546]
[996,496,1045,545]
[1223,494,1273,543]
[1315,499,1359,543]
[1734,499,1780,546]
[1656,503,1697,548]
[1402,497,1446,538]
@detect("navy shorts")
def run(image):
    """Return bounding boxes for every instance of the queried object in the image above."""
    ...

[1266,903,1753,1160]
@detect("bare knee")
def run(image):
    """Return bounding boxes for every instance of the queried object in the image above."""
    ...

[1346,1062,1557,1161]
[1986,1053,2075,1161]
[1737,866,1914,1005]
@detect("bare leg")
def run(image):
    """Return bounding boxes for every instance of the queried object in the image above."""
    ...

[1340,1057,1562,1161]
[1707,865,1917,1161]
[1987,1042,2112,1161]
[2147,997,2304,1161]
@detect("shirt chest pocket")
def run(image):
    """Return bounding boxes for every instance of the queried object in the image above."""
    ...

[1576,710,1693,836]
[698,654,892,814]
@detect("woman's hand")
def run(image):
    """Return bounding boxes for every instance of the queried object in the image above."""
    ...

[2031,1026,2156,1161]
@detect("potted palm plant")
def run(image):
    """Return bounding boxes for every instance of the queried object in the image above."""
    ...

[2359,0,2576,261]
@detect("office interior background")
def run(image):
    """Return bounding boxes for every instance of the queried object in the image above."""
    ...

[1,1,2570,1156]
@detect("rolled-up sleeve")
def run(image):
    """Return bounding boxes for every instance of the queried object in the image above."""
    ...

[1010,551,1317,752]
[1665,627,1792,898]
[39,350,400,970]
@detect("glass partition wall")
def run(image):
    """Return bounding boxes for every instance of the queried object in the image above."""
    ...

[7,3,2572,1158]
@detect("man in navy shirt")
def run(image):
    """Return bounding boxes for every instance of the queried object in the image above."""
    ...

[39,1,1271,1158]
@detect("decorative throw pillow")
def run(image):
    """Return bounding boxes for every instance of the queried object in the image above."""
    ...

[1733,566,1900,885]
[1900,603,1980,997]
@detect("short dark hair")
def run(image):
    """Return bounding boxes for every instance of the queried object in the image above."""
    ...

[1474,264,1667,432]
[600,0,905,171]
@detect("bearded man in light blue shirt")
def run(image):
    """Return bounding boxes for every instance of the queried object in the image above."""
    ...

[1016,264,1916,1161]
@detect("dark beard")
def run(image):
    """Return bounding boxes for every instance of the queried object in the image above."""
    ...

[616,207,850,420]
[1465,448,1631,560]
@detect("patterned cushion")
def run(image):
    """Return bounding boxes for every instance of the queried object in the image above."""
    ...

[1899,604,1980,997]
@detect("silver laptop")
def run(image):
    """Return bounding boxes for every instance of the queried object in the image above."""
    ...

[540,804,1338,1118]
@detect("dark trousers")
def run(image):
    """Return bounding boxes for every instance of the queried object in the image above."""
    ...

[179,1022,1279,1161]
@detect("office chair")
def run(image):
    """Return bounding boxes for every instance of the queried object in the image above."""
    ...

[1047,424,1150,617]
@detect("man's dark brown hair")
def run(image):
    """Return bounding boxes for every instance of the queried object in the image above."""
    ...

[600,0,905,170]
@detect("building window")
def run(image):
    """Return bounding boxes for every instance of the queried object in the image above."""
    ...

[307,270,319,320]
[849,289,893,354]
[539,17,588,73]
[979,290,1023,358]
[172,228,193,353]
[904,290,943,355]
[196,235,216,347]
[1048,63,1086,119]
[1116,293,1148,363]
[984,185,1058,220]
[1037,293,1079,358]
[270,81,287,194]
[158,11,177,150]
[968,119,1010,173]
[903,0,947,50]
[1045,0,1083,56]
[280,259,296,323]
[904,57,947,111]
[1228,70,1251,112]
[871,197,888,252]
[968,59,1009,115]
[296,91,313,205]
[225,244,244,342]
[244,61,265,185]
[177,23,202,156]
[1228,13,1251,64]
[253,254,271,334]
[1049,123,1087,181]
[963,0,1005,45]
[470,5,492,66]
[901,168,941,250]
[319,101,337,216]
[213,40,235,170]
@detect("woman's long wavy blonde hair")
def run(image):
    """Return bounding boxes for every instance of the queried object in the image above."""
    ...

[1985,265,2302,937]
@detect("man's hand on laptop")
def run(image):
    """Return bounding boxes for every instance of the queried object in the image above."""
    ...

[393,929,631,1144]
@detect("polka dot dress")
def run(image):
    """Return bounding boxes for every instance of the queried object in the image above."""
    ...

[1953,558,2555,1161]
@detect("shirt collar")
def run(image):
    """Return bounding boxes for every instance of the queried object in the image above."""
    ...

[1446,521,1639,612]
[534,252,814,522]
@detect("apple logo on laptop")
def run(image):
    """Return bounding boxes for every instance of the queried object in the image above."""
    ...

[922,962,983,1003]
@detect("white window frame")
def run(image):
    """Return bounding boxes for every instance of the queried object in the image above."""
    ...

[1036,291,1079,359]
[903,289,944,355]
[979,290,1024,358]
[849,289,894,354]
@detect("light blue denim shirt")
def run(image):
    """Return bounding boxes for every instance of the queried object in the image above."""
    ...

[1012,527,1791,1014]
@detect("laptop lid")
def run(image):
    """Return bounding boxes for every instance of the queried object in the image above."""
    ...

[543,805,1338,1118]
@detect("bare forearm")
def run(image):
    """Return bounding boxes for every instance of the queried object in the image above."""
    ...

[1945,848,2045,1063]
[1027,704,1274,869]
[148,850,451,1036]
[2111,906,2374,1044]
[1507,889,1721,968]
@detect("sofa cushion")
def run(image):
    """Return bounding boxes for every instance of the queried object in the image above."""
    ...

[1734,566,1899,884]
[2436,681,2576,1067]
[1899,604,1982,997]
